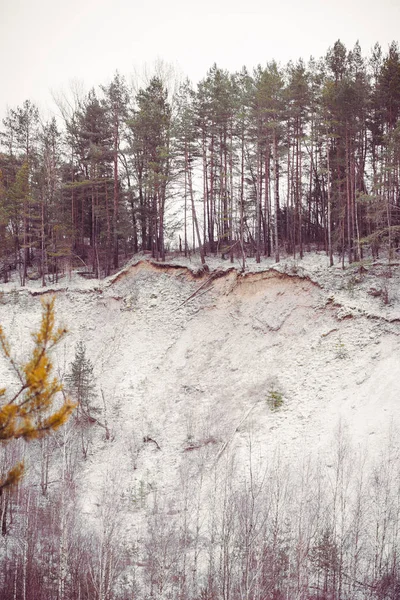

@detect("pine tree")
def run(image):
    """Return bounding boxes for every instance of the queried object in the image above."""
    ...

[196,65,236,255]
[38,118,65,285]
[0,298,76,490]
[128,77,172,259]
[65,341,100,458]
[252,62,284,261]
[380,41,400,131]
[0,168,12,280]
[172,79,205,262]
[65,341,98,419]
[66,89,114,277]
[286,59,310,259]
[101,72,129,270]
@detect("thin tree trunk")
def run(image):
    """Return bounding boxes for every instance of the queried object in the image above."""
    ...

[188,160,205,265]
[326,133,334,266]
[274,130,280,263]
[113,117,119,269]
[256,136,262,263]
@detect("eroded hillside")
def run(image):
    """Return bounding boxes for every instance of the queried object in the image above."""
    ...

[1,258,400,485]
[1,255,400,599]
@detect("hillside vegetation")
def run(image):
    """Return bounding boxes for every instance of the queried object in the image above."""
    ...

[0,254,399,599]
[1,40,400,283]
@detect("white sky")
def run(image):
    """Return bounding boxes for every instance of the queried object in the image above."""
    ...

[1,0,399,121]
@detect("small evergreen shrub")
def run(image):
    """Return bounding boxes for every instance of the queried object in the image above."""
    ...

[335,337,348,359]
[267,387,284,411]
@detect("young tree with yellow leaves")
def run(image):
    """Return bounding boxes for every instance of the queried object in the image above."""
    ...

[0,297,76,490]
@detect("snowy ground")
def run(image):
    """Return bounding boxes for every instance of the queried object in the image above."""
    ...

[1,251,399,516]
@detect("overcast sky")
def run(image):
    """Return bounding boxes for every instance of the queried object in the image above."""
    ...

[1,0,399,121]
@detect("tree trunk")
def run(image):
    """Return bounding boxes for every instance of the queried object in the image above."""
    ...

[274,130,280,263]
[113,118,119,269]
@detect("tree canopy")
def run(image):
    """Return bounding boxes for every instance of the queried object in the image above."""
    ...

[1,40,400,282]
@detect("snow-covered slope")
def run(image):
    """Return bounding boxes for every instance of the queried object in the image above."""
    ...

[1,254,399,496]
[1,253,400,598]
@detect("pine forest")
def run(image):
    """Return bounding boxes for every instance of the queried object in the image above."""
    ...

[1,40,400,282]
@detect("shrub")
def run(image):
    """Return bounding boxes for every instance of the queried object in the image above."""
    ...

[267,387,284,411]
[335,337,348,359]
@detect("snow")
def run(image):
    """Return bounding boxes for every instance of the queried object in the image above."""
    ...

[1,251,400,521]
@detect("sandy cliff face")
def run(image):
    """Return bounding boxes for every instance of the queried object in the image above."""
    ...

[1,257,399,493]
[1,256,400,597]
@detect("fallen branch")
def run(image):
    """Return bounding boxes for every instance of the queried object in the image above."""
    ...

[321,328,339,338]
[143,436,161,450]
[176,274,217,309]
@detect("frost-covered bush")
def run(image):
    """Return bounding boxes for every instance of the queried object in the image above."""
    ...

[267,387,284,410]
